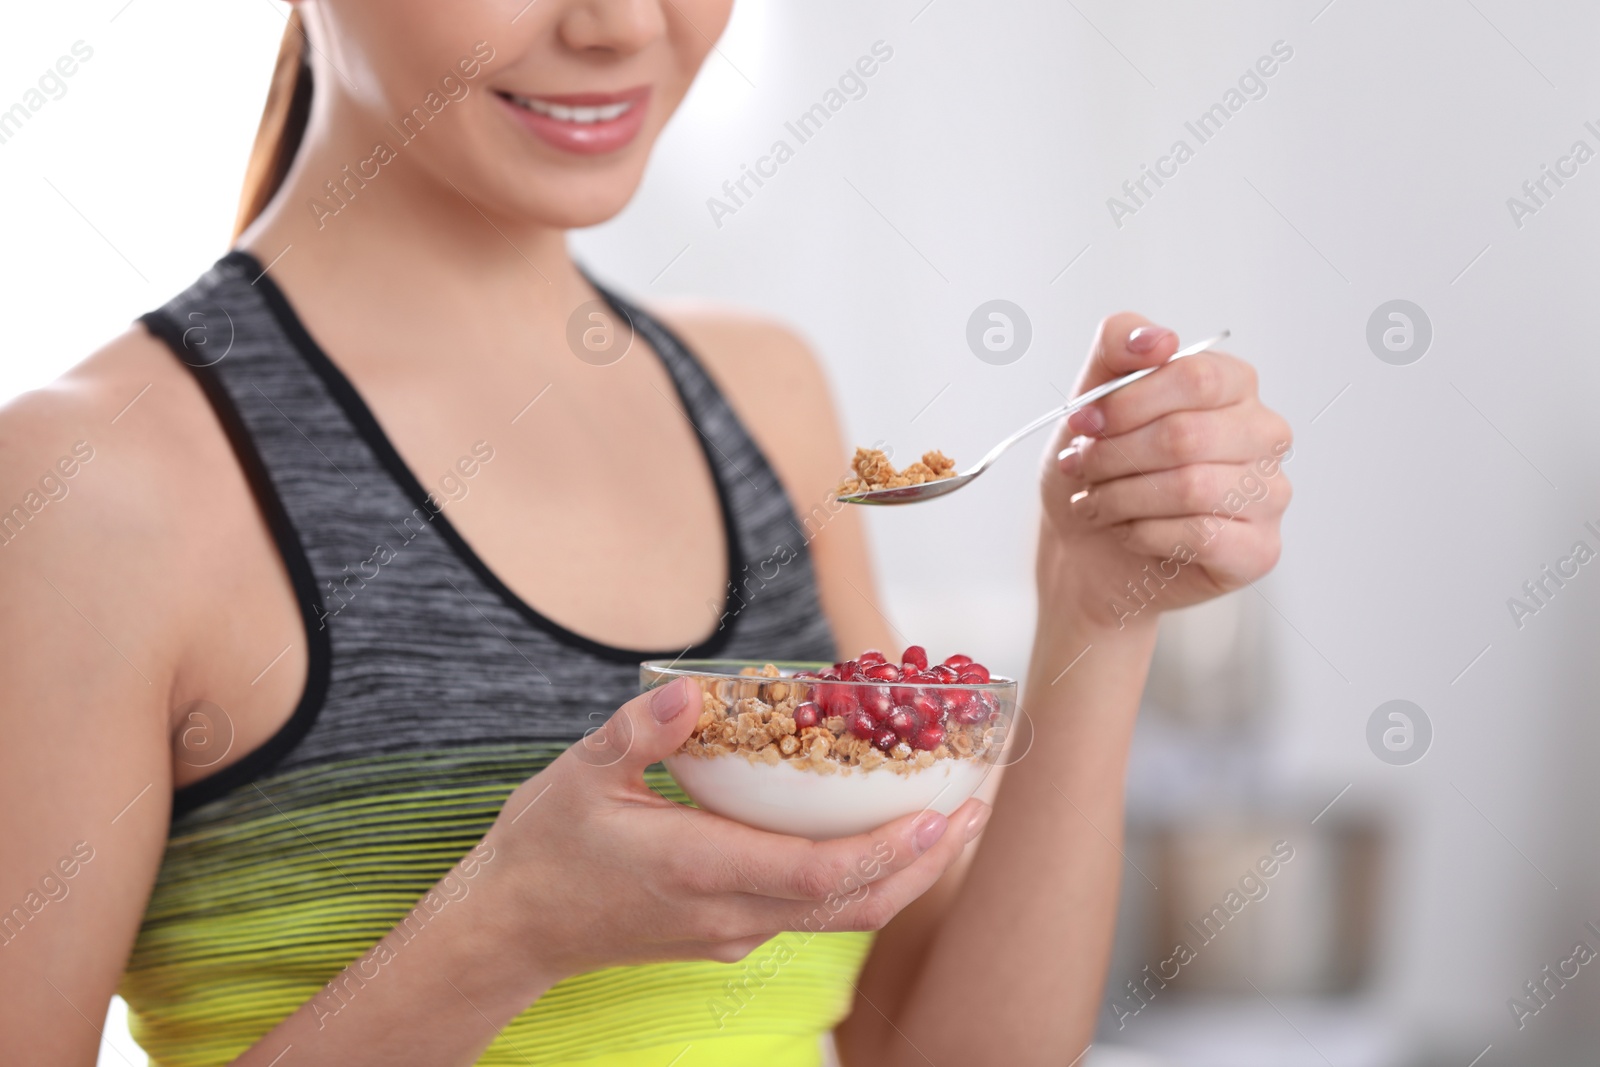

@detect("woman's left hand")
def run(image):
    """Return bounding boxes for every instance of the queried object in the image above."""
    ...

[1038,312,1293,633]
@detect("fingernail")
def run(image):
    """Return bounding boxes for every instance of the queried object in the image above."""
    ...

[912,811,948,853]
[651,678,690,723]
[1067,407,1104,436]
[1127,325,1173,355]
[1057,445,1081,476]
[964,804,992,842]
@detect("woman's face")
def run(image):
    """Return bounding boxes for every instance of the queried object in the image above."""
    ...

[302,0,733,229]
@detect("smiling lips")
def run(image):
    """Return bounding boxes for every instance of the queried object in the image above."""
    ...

[496,87,651,155]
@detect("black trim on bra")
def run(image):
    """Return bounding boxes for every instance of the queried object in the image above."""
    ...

[219,250,745,665]
[138,309,334,822]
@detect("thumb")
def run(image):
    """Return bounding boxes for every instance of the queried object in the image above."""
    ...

[1076,311,1179,393]
[565,676,702,787]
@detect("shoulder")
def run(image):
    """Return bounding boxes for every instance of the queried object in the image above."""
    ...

[0,327,177,544]
[0,324,209,519]
[648,302,846,498]
[649,302,829,397]
[0,325,240,670]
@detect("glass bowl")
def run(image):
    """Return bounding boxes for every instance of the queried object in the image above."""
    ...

[641,659,1016,840]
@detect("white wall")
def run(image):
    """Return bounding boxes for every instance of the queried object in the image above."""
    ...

[2,1,1594,1064]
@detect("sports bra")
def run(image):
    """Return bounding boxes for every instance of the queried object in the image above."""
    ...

[120,251,868,1066]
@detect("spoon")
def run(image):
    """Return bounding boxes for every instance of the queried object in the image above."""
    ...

[838,330,1231,506]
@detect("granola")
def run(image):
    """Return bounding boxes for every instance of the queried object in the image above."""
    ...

[674,649,1004,776]
[836,447,957,496]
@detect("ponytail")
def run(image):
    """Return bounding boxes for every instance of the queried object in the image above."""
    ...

[233,11,313,239]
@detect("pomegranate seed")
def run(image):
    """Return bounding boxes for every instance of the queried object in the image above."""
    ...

[863,662,900,682]
[929,664,959,684]
[818,667,840,681]
[889,706,920,738]
[978,691,1001,722]
[823,688,859,719]
[958,664,990,684]
[953,690,988,723]
[900,645,928,671]
[943,654,973,668]
[873,728,898,752]
[858,686,894,722]
[912,693,944,724]
[793,701,820,729]
[912,723,945,751]
[846,710,877,738]
[891,685,917,706]
[859,649,887,665]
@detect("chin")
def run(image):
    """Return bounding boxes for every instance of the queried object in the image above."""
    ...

[439,157,652,232]
[509,167,652,230]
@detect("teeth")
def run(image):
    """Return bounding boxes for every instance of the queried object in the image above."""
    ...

[509,95,633,124]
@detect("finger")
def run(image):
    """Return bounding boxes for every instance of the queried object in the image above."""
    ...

[671,793,977,903]
[1059,404,1291,485]
[561,676,703,786]
[708,799,991,940]
[1075,312,1181,392]
[1066,353,1258,440]
[790,798,990,935]
[1115,515,1286,590]
[1071,463,1291,528]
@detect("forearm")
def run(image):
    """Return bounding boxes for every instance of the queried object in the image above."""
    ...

[887,599,1157,1065]
[847,312,1288,1065]
[233,846,553,1066]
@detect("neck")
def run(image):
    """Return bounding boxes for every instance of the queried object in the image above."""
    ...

[235,110,589,324]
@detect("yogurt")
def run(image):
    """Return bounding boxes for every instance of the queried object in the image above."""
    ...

[664,752,992,840]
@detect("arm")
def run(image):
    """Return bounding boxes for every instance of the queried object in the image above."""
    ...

[227,676,983,1065]
[0,367,179,1066]
[876,314,1291,1063]
[661,307,1289,1063]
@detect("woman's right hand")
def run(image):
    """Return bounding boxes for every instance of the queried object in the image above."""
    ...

[478,677,989,983]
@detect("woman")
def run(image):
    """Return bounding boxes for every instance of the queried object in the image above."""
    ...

[0,2,1292,1064]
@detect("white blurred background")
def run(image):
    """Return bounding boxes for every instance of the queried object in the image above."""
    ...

[4,1,1597,1064]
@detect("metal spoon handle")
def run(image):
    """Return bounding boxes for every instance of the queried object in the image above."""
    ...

[974,330,1231,473]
